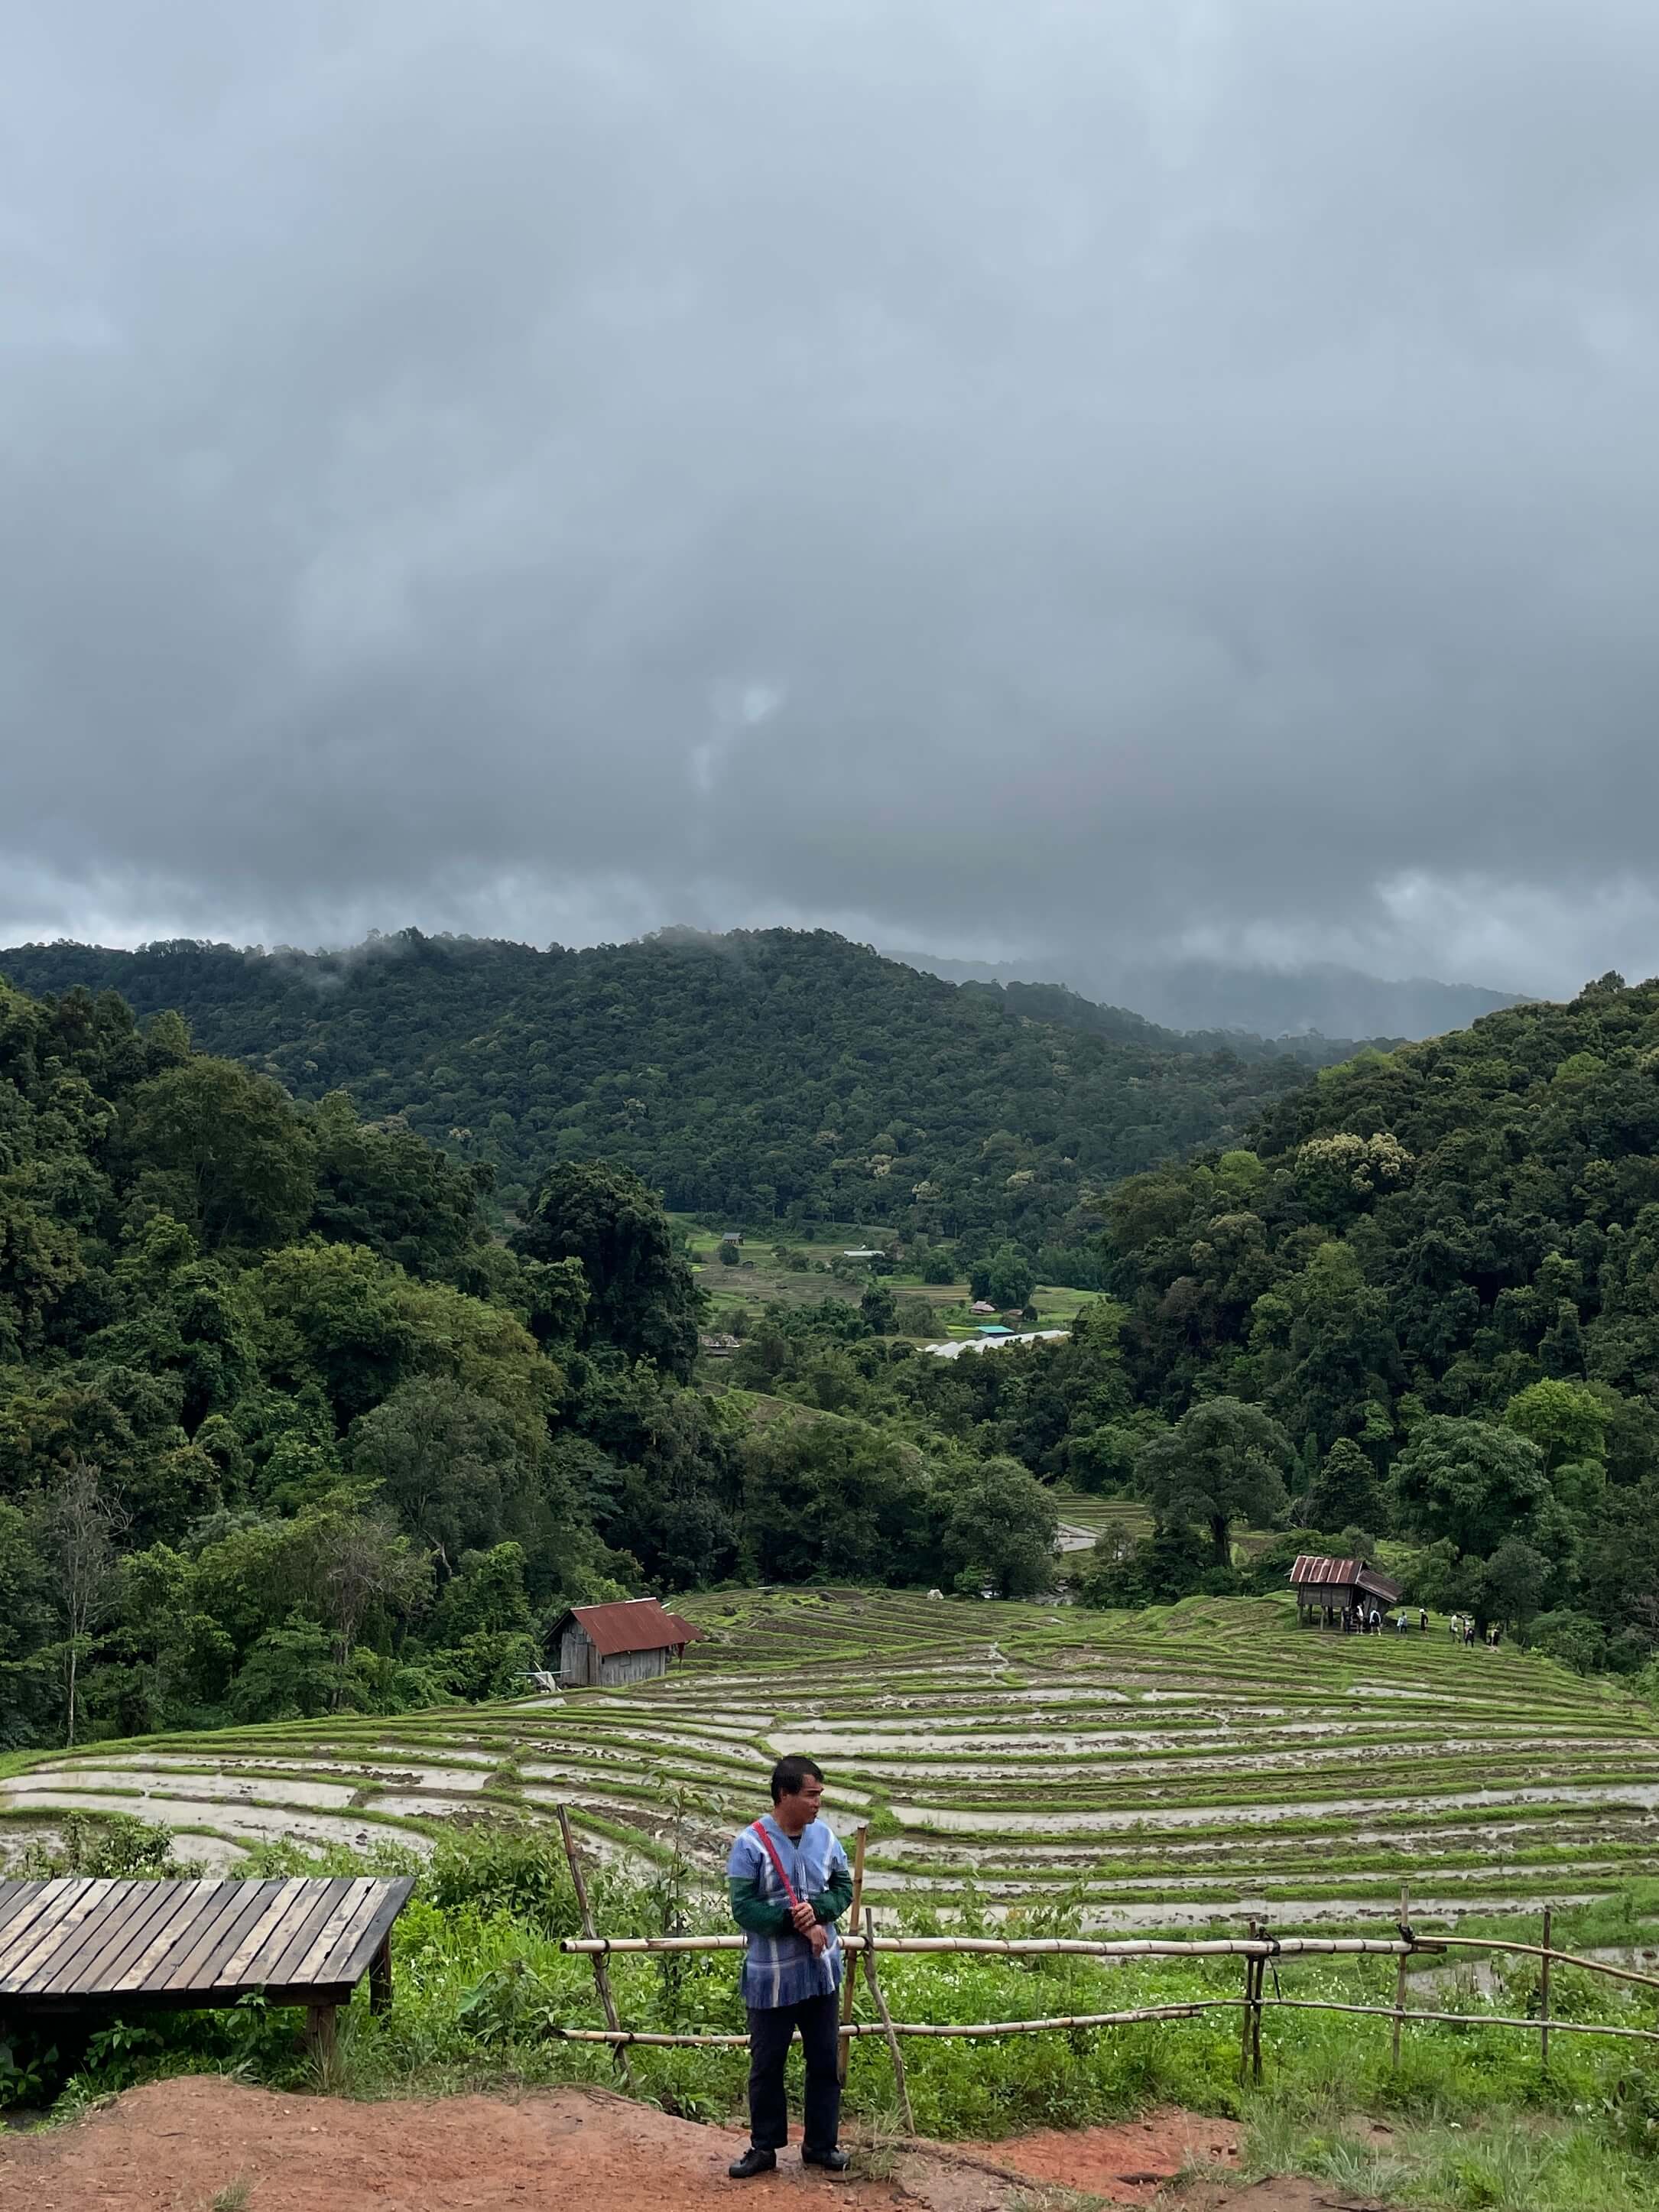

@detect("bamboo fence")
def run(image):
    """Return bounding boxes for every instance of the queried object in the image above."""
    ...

[552,1819,1659,2092]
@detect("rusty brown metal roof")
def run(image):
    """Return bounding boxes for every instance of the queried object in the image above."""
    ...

[557,1598,707,1657]
[1291,1554,1363,1587]
[1290,1554,1401,1603]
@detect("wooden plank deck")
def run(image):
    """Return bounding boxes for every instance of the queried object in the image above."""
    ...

[0,1876,414,2042]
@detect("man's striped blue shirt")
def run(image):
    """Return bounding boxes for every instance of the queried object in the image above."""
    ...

[726,1814,852,2009]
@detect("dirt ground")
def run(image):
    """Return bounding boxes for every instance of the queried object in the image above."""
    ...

[0,2077,1362,2212]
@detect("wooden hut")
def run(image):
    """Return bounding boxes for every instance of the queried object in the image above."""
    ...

[1289,1554,1401,1624]
[550,1598,706,1687]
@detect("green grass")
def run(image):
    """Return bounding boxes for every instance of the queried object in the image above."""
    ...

[674,1216,1083,1335]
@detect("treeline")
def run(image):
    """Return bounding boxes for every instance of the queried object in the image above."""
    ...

[1068,972,1659,1674]
[0,929,1349,1280]
[0,975,1057,1750]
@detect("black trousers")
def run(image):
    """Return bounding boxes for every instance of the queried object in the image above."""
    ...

[746,1990,841,2153]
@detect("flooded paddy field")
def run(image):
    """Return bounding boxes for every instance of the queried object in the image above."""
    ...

[7,1587,1654,1935]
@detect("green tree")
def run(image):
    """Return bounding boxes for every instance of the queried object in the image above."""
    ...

[349,1376,537,1577]
[1503,1380,1609,1476]
[1306,1438,1382,1532]
[972,1243,1036,1310]
[515,1161,703,1377]
[860,1281,898,1333]
[1391,1418,1550,1560]
[1080,1517,1216,1608]
[0,1500,52,1746]
[1479,1534,1553,1631]
[1528,1609,1607,1674]
[1138,1398,1293,1567]
[128,1058,316,1249]
[940,1456,1058,1597]
[228,1613,337,1721]
[741,1418,940,1586]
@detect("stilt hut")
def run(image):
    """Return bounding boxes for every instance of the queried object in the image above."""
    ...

[551,1598,706,1687]
[1290,1554,1401,1626]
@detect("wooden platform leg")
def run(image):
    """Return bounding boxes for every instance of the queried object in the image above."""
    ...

[369,1934,393,2015]
[306,2002,338,2066]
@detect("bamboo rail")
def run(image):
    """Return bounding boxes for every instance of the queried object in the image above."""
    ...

[543,2002,1659,2049]
[553,1921,1659,2061]
[560,1932,1431,1960]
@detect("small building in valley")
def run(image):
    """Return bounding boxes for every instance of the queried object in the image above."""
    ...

[551,1598,706,1687]
[1290,1554,1401,1622]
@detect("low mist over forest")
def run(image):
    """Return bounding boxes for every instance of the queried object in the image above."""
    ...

[2,930,1358,1277]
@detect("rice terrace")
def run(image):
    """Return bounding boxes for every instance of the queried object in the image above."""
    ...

[9,1587,1659,1936]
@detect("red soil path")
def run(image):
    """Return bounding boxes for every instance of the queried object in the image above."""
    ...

[0,2077,1344,2212]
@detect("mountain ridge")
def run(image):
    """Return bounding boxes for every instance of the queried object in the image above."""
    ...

[886,945,1523,1041]
[0,927,1377,1267]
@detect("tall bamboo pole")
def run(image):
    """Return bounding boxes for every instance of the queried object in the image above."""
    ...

[1540,1905,1552,2074]
[557,1803,636,2090]
[1391,1886,1411,2068]
[837,1822,868,2087]
[861,1908,916,2134]
[1240,1918,1257,2085]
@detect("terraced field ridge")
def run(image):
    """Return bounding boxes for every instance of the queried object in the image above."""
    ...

[5,1591,1657,1935]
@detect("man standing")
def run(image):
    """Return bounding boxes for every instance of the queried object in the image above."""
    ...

[726,1754,854,2179]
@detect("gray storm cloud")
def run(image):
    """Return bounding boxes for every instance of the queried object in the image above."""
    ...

[3,0,1658,994]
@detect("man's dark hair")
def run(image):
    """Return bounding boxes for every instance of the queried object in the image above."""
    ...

[770,1755,824,1804]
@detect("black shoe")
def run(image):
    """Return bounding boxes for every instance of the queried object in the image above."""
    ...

[729,2146,778,2179]
[803,2148,849,2171]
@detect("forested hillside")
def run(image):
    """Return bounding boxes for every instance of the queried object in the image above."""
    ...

[0,931,1349,1274]
[0,975,1061,1750]
[702,970,1659,1681]
[11,946,1659,1747]
[1072,970,1659,1672]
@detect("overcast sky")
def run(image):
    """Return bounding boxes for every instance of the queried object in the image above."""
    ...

[4,1,1658,995]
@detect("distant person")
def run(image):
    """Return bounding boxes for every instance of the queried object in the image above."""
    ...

[1464,1619,1476,1647]
[1369,1606,1381,1635]
[726,1755,854,2180]
[1448,1613,1460,1641]
[1395,1610,1407,1635]
[1419,1608,1429,1633]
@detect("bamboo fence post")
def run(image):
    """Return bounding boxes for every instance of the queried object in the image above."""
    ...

[837,1821,868,2087]
[861,1908,916,2135]
[1391,1886,1411,2069]
[1252,1944,1265,2084]
[1540,1905,1552,2074]
[557,1803,637,2090]
[1240,1920,1258,2085]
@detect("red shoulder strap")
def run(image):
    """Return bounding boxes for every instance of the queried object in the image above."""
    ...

[751,1819,800,1907]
